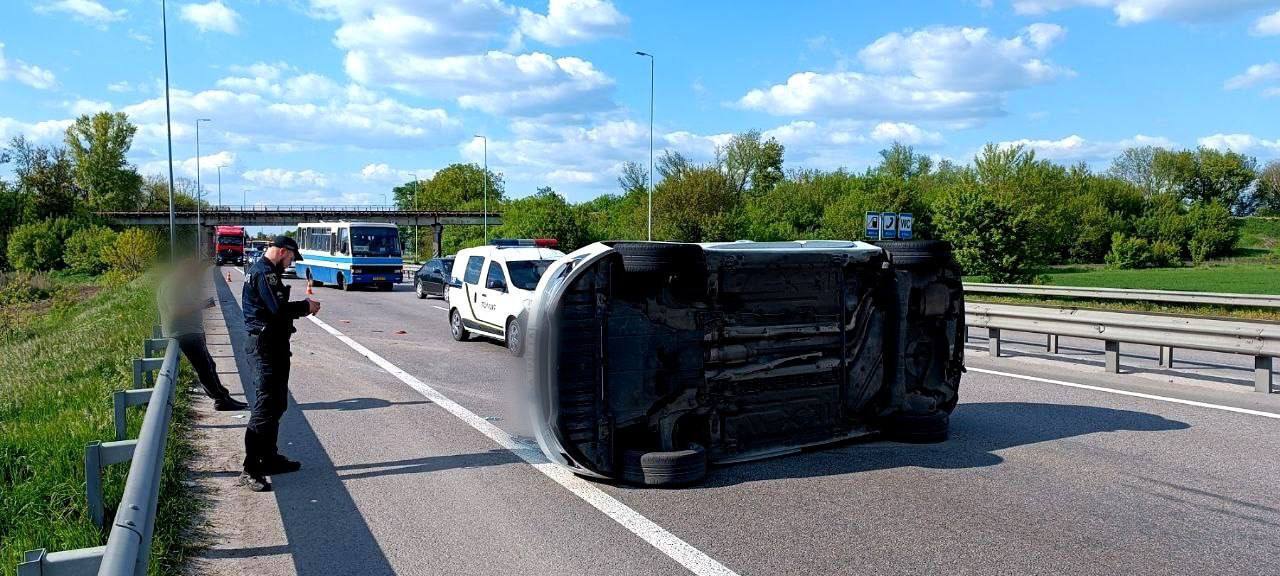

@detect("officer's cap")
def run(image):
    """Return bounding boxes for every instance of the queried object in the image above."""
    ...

[271,235,303,260]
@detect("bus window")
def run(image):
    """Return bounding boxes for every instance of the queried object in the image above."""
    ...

[338,228,350,255]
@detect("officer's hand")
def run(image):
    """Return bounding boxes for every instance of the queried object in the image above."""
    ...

[307,299,322,316]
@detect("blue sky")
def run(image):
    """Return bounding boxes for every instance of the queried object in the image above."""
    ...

[1,0,1278,206]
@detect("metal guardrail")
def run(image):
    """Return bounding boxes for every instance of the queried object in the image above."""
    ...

[965,283,1280,309]
[966,303,1277,393]
[19,330,181,576]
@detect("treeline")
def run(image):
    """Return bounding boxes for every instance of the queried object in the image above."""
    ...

[0,112,174,276]
[402,131,1279,283]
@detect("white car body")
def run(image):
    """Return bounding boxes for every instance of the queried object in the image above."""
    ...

[447,243,566,353]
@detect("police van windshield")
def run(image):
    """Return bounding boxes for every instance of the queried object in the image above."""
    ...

[507,260,556,290]
[350,227,401,257]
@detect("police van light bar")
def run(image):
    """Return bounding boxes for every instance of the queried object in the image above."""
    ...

[490,238,559,248]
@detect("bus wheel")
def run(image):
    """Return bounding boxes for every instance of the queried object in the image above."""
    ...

[339,273,350,291]
[306,269,323,287]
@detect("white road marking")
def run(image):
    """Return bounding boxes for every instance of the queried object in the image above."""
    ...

[969,366,1280,420]
[304,314,741,576]
[431,305,447,311]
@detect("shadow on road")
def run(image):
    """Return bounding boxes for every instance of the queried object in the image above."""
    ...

[215,272,398,576]
[334,449,519,481]
[296,397,431,411]
[698,401,1190,488]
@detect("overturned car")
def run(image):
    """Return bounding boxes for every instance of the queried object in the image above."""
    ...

[527,240,965,486]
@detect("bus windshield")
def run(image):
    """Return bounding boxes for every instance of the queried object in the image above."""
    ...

[507,260,556,291]
[350,227,401,257]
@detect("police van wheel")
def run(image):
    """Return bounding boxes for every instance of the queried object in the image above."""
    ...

[506,317,524,357]
[450,309,470,342]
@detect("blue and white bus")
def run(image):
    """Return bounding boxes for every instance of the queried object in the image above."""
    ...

[293,221,403,291]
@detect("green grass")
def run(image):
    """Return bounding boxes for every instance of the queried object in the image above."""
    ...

[1032,263,1280,295]
[1239,217,1280,251]
[0,274,201,576]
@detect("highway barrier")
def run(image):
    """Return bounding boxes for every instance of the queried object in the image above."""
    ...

[964,282,1280,309]
[18,328,181,576]
[966,303,1277,393]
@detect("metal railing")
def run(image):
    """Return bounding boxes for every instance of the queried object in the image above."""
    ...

[19,329,181,576]
[966,303,1277,393]
[965,282,1280,309]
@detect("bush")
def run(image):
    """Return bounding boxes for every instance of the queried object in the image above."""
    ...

[1185,201,1238,264]
[1149,240,1181,268]
[102,228,159,277]
[6,221,63,272]
[1104,233,1152,270]
[933,186,1041,283]
[63,225,118,274]
[0,270,56,305]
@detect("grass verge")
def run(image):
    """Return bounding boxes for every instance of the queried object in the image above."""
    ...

[0,273,201,576]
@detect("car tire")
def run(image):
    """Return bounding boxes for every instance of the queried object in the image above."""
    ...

[878,240,952,268]
[415,279,427,299]
[620,444,708,486]
[611,242,703,274]
[450,309,470,342]
[505,317,524,357]
[880,410,949,444]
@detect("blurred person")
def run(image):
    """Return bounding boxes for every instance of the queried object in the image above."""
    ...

[157,258,247,412]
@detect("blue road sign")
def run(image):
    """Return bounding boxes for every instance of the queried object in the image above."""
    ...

[881,212,898,240]
[898,213,914,240]
[864,212,881,239]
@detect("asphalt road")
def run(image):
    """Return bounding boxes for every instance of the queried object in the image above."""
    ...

[209,267,1280,576]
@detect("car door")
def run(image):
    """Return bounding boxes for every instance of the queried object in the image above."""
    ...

[477,259,509,332]
[458,255,486,324]
[435,259,454,297]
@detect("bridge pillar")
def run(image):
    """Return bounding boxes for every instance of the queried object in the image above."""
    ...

[432,224,444,258]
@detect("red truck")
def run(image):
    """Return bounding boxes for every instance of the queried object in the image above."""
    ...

[213,225,246,265]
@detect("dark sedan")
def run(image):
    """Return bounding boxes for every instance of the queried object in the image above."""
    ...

[414,257,455,300]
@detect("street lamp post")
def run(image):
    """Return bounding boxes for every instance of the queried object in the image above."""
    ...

[635,50,654,241]
[409,172,420,258]
[161,0,176,258]
[474,135,488,243]
[195,118,211,255]
[216,165,223,209]
[242,187,253,209]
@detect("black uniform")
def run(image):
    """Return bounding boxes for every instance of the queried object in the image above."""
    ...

[241,255,310,475]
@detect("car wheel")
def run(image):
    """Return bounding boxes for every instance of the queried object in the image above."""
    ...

[620,444,708,486]
[450,309,470,342]
[880,410,949,444]
[611,242,704,274]
[878,240,952,268]
[415,279,427,299]
[506,317,524,357]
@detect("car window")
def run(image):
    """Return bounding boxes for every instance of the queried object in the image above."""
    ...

[507,260,556,291]
[442,259,455,275]
[486,261,507,290]
[463,256,484,285]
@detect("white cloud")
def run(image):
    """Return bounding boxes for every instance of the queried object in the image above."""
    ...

[180,1,240,34]
[217,63,342,101]
[67,99,113,116]
[139,151,238,180]
[1254,9,1280,34]
[737,24,1071,120]
[1012,0,1272,25]
[357,163,435,184]
[35,0,125,26]
[1225,62,1280,92]
[869,122,944,144]
[517,0,629,47]
[997,133,1176,161]
[0,43,57,90]
[0,117,74,143]
[242,168,330,189]
[1197,133,1280,155]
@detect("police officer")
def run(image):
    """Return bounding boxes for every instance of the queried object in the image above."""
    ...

[238,235,320,492]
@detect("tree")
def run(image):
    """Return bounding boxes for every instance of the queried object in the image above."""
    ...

[64,225,118,274]
[1153,147,1258,214]
[103,228,159,277]
[6,221,62,271]
[653,164,742,242]
[617,161,648,196]
[496,187,590,250]
[1107,146,1166,194]
[932,185,1042,283]
[719,130,785,194]
[64,111,144,211]
[1253,160,1280,216]
[7,136,79,220]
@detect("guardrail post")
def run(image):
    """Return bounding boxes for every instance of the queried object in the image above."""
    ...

[144,338,167,358]
[1104,341,1120,373]
[113,389,155,440]
[988,328,1001,357]
[1159,346,1174,368]
[1046,334,1058,354]
[1257,356,1274,394]
[18,547,105,576]
[152,324,162,339]
[85,440,137,528]
[132,357,164,388]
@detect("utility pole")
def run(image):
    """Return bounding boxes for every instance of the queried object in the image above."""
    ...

[475,134,488,243]
[195,118,211,255]
[162,0,176,258]
[216,165,222,208]
[635,51,655,240]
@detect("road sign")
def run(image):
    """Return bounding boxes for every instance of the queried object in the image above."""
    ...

[898,213,914,240]
[864,212,881,239]
[881,212,898,240]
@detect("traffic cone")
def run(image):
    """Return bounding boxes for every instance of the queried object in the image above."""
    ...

[226,271,232,282]
[306,280,314,295]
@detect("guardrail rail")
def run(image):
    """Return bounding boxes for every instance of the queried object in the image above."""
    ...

[965,282,1280,309]
[18,328,181,576]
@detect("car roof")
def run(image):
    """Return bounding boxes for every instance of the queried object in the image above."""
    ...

[455,245,565,262]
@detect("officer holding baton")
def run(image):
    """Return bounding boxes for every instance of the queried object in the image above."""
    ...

[238,235,320,492]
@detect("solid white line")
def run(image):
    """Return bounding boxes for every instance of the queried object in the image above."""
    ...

[968,366,1280,420]
[305,314,741,576]
[431,305,447,311]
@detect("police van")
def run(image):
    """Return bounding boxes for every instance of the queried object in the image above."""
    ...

[447,239,565,356]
